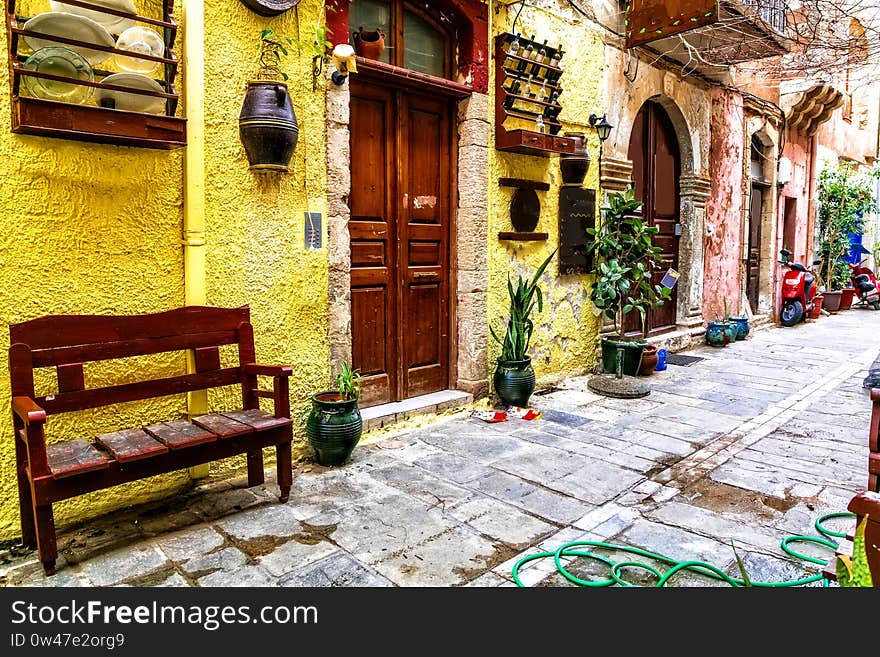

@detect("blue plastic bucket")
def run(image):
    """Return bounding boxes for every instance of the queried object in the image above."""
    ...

[655,348,667,371]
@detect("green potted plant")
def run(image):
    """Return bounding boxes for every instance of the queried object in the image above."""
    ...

[585,189,671,375]
[816,162,880,312]
[490,249,557,407]
[305,362,363,466]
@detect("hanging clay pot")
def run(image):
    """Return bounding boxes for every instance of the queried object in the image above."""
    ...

[353,27,386,61]
[239,81,299,172]
[559,131,590,185]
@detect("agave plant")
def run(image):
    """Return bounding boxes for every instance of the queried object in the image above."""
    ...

[490,249,557,362]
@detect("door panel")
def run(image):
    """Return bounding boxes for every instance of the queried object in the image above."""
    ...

[349,86,396,406]
[747,184,763,312]
[625,101,681,336]
[400,95,450,398]
[350,82,451,405]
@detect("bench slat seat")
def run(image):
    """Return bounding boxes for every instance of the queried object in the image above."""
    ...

[46,439,112,479]
[193,413,256,439]
[220,409,291,431]
[145,420,217,450]
[96,428,170,463]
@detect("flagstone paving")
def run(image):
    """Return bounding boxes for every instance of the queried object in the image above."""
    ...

[2,309,878,587]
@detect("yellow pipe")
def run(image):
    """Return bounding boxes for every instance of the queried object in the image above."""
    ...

[183,0,209,476]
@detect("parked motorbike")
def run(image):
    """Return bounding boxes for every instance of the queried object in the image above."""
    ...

[850,259,880,310]
[779,249,822,326]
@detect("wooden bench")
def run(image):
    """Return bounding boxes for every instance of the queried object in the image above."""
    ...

[9,306,293,574]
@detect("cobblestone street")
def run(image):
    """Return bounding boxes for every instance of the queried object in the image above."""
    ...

[4,310,878,587]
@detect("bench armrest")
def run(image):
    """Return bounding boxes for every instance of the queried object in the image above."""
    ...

[244,364,293,377]
[872,389,880,403]
[12,396,46,426]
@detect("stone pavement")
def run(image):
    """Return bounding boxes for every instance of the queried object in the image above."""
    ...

[3,309,878,587]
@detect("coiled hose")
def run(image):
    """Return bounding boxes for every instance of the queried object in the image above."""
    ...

[512,511,854,587]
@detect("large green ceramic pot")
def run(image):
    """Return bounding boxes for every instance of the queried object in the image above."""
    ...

[600,337,646,376]
[306,392,362,466]
[494,357,536,407]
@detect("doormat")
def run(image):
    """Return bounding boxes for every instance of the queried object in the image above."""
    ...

[666,354,706,367]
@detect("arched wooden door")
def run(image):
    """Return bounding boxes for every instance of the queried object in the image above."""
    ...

[625,101,681,336]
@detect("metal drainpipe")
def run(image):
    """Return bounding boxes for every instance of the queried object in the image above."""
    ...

[805,132,819,266]
[182,0,209,477]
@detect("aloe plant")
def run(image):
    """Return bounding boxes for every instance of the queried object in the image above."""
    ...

[336,361,362,401]
[490,249,557,362]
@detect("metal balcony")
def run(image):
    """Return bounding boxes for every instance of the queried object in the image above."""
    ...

[626,0,790,81]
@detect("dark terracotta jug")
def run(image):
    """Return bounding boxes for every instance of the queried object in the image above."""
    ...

[239,81,299,172]
[559,131,590,185]
[353,27,386,60]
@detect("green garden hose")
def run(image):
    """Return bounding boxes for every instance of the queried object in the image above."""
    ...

[512,511,855,587]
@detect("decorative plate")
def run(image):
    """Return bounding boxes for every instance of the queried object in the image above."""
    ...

[239,0,301,18]
[22,46,94,104]
[48,0,137,35]
[95,72,166,114]
[115,26,164,74]
[23,12,116,66]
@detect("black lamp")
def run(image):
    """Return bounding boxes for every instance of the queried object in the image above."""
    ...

[589,113,613,186]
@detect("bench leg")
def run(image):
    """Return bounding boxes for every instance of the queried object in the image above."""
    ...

[247,449,265,487]
[15,439,36,548]
[35,503,58,575]
[276,441,292,503]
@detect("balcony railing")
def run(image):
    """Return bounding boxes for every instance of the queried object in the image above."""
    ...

[739,0,787,34]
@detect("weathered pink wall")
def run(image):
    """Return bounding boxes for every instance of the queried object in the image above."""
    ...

[704,89,744,321]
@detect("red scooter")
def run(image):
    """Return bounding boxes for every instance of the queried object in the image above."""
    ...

[779,249,822,326]
[850,259,880,310]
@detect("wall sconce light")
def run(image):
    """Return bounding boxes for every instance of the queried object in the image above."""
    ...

[331,44,357,85]
[589,113,614,186]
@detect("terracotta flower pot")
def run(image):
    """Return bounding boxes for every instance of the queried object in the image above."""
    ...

[823,290,843,313]
[840,287,856,310]
[638,344,659,376]
[809,294,824,319]
[559,131,590,185]
[353,27,386,61]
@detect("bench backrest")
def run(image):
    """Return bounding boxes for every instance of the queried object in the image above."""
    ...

[9,306,256,416]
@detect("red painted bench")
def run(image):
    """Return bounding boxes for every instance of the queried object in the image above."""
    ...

[9,306,293,574]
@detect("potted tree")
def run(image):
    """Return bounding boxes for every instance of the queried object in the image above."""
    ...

[817,162,880,313]
[585,189,671,376]
[490,249,557,408]
[305,362,363,466]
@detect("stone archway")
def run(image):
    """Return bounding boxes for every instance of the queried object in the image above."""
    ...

[325,0,490,399]
[602,93,709,336]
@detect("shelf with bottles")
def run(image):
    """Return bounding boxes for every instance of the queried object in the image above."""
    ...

[5,0,185,149]
[494,32,572,157]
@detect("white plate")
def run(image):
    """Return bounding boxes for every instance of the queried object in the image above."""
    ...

[23,12,116,66]
[48,0,137,34]
[95,72,166,113]
[115,26,164,74]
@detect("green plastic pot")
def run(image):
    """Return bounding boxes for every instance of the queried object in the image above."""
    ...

[600,338,646,376]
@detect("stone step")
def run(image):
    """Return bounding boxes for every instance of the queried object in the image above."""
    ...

[360,390,473,432]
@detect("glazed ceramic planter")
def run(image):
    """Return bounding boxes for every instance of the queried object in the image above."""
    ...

[601,338,646,376]
[493,357,536,407]
[239,81,299,172]
[559,131,590,185]
[730,316,750,340]
[306,392,362,466]
[706,321,728,347]
[353,28,386,60]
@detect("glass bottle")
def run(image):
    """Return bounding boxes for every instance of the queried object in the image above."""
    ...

[518,36,535,72]
[503,80,520,110]
[549,44,564,68]
[535,114,545,134]
[538,79,549,102]
[508,33,521,57]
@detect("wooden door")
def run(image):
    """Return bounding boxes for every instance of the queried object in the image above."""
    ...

[349,81,452,407]
[626,101,681,336]
[746,184,764,312]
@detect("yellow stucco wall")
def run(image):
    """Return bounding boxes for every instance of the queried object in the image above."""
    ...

[488,5,604,385]
[0,0,330,540]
